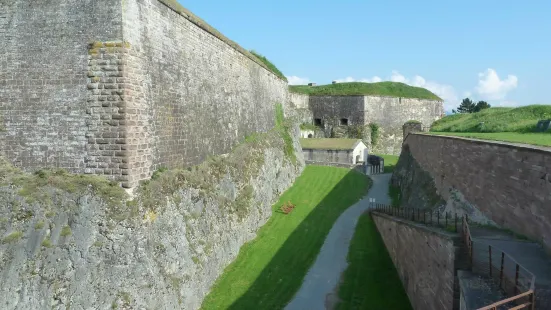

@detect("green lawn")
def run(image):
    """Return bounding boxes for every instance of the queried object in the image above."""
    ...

[200,165,371,310]
[374,154,399,173]
[336,213,412,310]
[289,82,442,101]
[428,132,551,147]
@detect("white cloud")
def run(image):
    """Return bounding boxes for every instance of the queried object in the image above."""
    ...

[475,69,518,100]
[334,76,382,83]
[286,76,311,85]
[388,71,459,112]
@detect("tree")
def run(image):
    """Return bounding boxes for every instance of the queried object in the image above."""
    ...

[453,98,491,114]
[473,100,491,112]
[456,98,476,113]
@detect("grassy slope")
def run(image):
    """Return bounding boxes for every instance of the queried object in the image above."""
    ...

[289,82,442,101]
[431,105,551,133]
[429,105,551,147]
[336,213,412,310]
[375,154,399,173]
[201,166,371,310]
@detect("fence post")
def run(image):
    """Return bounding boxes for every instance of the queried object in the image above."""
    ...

[417,209,420,221]
[529,291,535,310]
[515,264,520,295]
[489,245,493,277]
[500,252,505,289]
[437,211,440,226]
[455,213,458,232]
[445,212,448,229]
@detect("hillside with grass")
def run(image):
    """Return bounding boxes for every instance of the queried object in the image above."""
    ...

[431,105,551,133]
[289,82,442,101]
[429,105,551,147]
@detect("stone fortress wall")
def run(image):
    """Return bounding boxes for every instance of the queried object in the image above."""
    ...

[0,0,288,188]
[396,133,551,252]
[289,94,444,155]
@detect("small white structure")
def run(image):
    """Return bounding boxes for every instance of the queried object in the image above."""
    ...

[300,129,315,138]
[300,138,368,165]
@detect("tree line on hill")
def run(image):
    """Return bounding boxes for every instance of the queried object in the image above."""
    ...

[452,98,491,114]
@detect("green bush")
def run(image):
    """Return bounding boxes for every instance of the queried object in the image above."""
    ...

[369,123,380,146]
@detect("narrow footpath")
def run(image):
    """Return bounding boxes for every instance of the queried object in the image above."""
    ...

[284,173,392,310]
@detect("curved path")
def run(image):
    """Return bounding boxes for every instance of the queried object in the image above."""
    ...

[285,173,392,310]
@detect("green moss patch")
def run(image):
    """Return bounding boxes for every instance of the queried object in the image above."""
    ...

[289,81,442,100]
[2,231,23,244]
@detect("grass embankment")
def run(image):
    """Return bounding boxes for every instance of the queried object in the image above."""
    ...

[375,154,399,173]
[430,105,551,147]
[289,82,442,101]
[200,166,371,309]
[336,213,412,310]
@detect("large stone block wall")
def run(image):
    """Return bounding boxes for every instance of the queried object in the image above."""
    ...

[372,213,456,310]
[402,133,551,251]
[364,96,443,154]
[1,0,289,187]
[0,0,122,171]
[121,0,288,179]
[301,95,443,154]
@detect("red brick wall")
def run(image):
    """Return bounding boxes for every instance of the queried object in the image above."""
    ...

[404,134,551,251]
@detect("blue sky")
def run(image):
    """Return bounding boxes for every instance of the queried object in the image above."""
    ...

[179,0,551,112]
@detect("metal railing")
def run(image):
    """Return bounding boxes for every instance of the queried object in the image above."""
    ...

[370,203,459,233]
[462,216,536,310]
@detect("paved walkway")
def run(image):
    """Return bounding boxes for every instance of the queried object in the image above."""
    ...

[284,173,392,310]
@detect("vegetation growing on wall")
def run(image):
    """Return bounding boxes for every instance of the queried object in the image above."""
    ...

[299,123,318,131]
[0,157,128,207]
[250,50,287,82]
[135,103,296,217]
[159,0,287,81]
[289,82,442,101]
[369,123,380,146]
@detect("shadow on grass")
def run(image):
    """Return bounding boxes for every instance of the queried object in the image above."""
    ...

[225,168,369,310]
[202,167,410,310]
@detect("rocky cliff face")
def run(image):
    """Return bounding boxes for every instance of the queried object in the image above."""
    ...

[0,124,304,310]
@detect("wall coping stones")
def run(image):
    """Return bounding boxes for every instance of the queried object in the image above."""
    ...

[410,133,551,154]
[156,0,286,82]
[372,211,460,241]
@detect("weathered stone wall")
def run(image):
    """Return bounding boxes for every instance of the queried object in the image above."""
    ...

[302,95,443,154]
[372,212,456,310]
[302,148,353,164]
[1,0,289,188]
[400,133,551,251]
[309,96,365,137]
[364,96,444,155]
[0,123,305,310]
[122,0,288,182]
[0,0,122,171]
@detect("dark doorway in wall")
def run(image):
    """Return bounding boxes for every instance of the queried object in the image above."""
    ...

[314,118,322,126]
[340,118,349,126]
[307,134,313,138]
